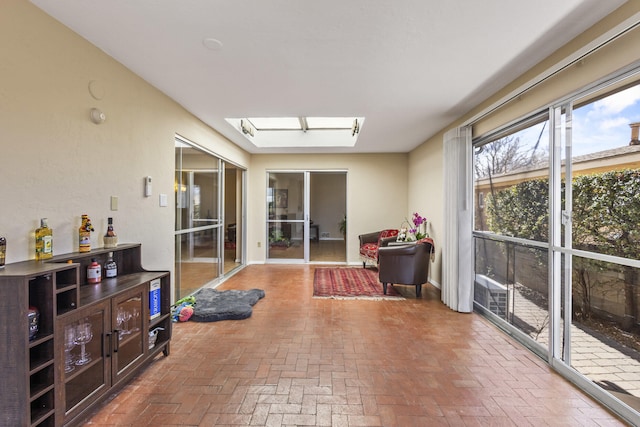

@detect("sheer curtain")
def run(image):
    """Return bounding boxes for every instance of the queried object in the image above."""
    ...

[442,126,473,312]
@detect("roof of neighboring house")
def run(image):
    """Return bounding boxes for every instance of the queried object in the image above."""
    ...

[477,144,640,185]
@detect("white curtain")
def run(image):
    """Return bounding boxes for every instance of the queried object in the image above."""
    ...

[442,126,473,312]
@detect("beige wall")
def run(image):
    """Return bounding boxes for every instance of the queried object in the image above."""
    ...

[0,1,249,299]
[249,154,408,264]
[408,135,444,287]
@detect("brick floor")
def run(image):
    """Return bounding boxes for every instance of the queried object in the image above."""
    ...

[83,265,626,426]
[510,283,640,399]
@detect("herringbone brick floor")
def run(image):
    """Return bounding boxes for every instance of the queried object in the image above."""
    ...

[84,265,625,426]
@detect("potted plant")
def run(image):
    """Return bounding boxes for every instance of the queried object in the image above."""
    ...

[339,215,347,239]
[269,229,290,247]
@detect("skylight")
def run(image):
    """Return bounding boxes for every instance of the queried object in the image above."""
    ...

[225,116,364,148]
[249,117,301,130]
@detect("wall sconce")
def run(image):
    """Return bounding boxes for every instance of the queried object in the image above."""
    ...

[90,108,106,124]
[240,119,254,137]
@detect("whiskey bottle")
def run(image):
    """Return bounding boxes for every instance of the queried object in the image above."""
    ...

[103,217,118,248]
[35,218,53,260]
[79,214,94,253]
[104,252,117,278]
[0,236,6,268]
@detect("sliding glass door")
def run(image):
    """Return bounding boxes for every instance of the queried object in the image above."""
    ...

[473,74,640,422]
[266,171,347,263]
[175,137,245,299]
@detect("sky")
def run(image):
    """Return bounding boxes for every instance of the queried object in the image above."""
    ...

[508,83,640,159]
[574,84,640,156]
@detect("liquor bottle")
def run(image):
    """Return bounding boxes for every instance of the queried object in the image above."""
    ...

[103,217,118,248]
[87,258,101,284]
[104,252,117,278]
[35,218,53,260]
[79,214,94,253]
[0,236,6,268]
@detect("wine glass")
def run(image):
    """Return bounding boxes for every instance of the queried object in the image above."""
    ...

[116,307,125,340]
[131,307,140,332]
[122,309,132,335]
[74,321,93,366]
[64,324,76,373]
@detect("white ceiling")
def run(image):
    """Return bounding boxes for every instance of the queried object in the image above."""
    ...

[31,0,626,154]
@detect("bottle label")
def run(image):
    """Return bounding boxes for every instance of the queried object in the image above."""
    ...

[87,265,101,283]
[79,231,91,252]
[43,236,52,254]
[105,265,117,278]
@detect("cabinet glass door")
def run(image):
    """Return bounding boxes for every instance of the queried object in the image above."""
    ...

[112,288,145,383]
[60,301,109,421]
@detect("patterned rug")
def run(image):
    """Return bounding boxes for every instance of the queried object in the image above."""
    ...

[313,267,404,300]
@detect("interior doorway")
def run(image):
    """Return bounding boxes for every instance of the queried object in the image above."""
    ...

[309,172,346,263]
[266,171,346,263]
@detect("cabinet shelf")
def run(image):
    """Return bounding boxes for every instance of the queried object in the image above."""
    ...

[30,382,54,402]
[29,336,54,373]
[63,356,103,384]
[56,284,77,294]
[29,334,53,349]
[149,312,171,329]
[30,390,54,426]
[117,329,142,347]
[29,358,54,376]
[30,409,55,427]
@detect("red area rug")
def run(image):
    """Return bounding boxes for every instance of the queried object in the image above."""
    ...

[313,267,404,300]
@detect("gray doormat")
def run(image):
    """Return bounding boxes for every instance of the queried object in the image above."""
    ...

[191,288,265,322]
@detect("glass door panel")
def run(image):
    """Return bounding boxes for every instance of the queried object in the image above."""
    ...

[112,288,145,383]
[224,164,244,274]
[309,172,347,263]
[60,301,109,421]
[175,139,224,299]
[176,229,219,296]
[566,84,640,400]
[267,172,305,261]
[473,116,551,353]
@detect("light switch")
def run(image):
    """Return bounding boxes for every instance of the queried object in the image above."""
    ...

[159,193,168,207]
[110,196,118,211]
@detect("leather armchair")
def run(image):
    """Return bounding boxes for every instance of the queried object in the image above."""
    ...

[358,229,399,268]
[378,240,433,297]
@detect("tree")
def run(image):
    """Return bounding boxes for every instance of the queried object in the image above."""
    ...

[475,132,547,180]
[485,178,549,241]
[573,170,640,330]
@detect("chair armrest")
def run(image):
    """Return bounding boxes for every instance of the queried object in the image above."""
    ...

[378,244,419,257]
[358,231,380,246]
[379,236,398,247]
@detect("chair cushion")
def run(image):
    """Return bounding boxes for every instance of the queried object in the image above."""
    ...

[360,242,379,260]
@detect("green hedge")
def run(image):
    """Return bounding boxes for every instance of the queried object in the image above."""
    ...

[484,169,640,329]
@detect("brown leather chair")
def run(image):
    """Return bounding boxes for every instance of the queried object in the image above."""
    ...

[378,240,433,297]
[358,229,399,268]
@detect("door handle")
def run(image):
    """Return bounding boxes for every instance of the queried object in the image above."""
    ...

[113,329,120,353]
[104,332,112,358]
